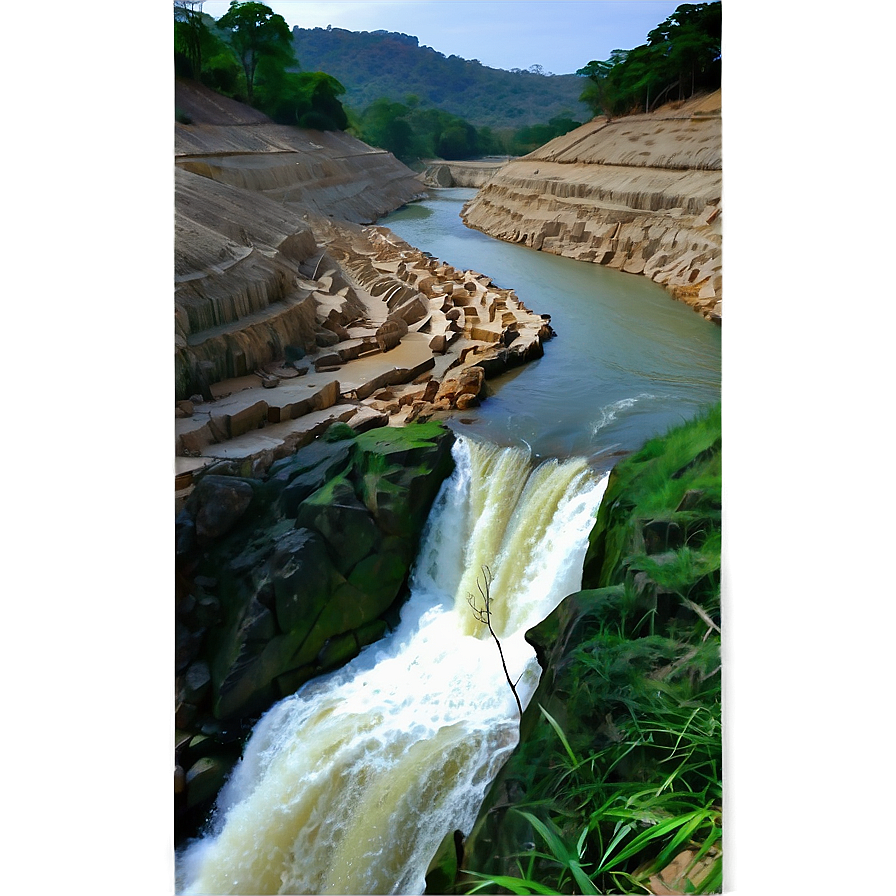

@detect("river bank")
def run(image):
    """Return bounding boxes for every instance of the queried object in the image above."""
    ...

[175,80,554,498]
[461,92,722,321]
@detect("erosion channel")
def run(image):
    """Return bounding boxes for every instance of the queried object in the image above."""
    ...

[176,188,721,895]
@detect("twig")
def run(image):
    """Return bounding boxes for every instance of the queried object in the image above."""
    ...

[468,566,524,718]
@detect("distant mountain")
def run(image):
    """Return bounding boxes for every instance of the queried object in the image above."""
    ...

[291,27,591,129]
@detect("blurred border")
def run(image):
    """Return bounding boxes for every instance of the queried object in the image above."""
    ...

[723,2,896,894]
[0,0,896,894]
[0,2,174,894]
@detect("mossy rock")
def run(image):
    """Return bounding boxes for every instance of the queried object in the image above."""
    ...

[179,421,455,728]
[295,475,382,574]
[323,421,356,442]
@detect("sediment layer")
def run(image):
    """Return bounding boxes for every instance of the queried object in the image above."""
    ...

[461,92,722,320]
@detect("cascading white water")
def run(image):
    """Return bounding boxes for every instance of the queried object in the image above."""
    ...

[177,436,608,896]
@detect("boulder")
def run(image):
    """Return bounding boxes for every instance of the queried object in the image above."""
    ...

[315,328,340,348]
[388,296,429,326]
[375,318,408,352]
[436,366,485,406]
[190,476,255,541]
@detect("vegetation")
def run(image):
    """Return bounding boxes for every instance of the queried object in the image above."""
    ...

[174,8,585,159]
[578,2,722,117]
[446,405,722,894]
[292,27,589,130]
[216,1,293,103]
[348,96,581,164]
[173,1,349,130]
[176,2,721,161]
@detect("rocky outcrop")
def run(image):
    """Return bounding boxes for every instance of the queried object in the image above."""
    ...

[461,92,722,321]
[175,420,455,835]
[175,214,554,494]
[421,159,507,188]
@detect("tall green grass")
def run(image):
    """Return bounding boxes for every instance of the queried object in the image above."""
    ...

[455,405,722,895]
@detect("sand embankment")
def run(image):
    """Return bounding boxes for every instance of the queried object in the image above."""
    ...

[461,92,722,320]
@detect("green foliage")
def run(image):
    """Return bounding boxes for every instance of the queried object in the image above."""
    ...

[216,1,295,102]
[578,2,721,116]
[508,117,584,156]
[459,405,723,895]
[292,27,590,129]
[351,98,490,162]
[352,97,580,163]
[173,5,247,98]
[255,66,348,129]
[174,1,207,79]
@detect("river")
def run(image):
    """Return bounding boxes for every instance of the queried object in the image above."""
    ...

[382,188,721,469]
[177,189,721,895]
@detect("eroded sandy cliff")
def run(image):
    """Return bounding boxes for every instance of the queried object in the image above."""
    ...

[461,92,721,320]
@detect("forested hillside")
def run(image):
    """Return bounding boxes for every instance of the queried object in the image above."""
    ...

[291,27,590,129]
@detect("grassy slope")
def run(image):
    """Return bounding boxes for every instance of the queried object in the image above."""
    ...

[442,404,722,895]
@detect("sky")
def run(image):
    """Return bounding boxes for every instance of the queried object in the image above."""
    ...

[197,0,683,75]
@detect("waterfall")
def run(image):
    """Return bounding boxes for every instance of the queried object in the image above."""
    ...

[178,436,608,896]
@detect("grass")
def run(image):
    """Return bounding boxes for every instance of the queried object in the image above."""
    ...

[454,405,722,895]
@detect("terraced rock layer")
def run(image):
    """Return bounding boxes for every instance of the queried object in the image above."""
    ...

[175,80,554,494]
[461,92,722,320]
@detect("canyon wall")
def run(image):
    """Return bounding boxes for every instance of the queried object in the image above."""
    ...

[461,92,722,321]
[176,80,425,224]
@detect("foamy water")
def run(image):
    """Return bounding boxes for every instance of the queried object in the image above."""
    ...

[177,436,607,895]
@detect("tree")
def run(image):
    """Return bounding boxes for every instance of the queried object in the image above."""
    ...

[174,1,207,78]
[257,68,348,130]
[216,1,294,102]
[577,2,720,117]
[577,56,616,119]
[467,566,523,718]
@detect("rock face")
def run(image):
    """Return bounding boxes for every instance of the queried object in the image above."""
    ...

[461,92,722,321]
[421,160,507,188]
[175,421,455,833]
[175,80,554,490]
[177,422,454,721]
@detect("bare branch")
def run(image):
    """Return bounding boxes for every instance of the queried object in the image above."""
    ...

[468,565,523,718]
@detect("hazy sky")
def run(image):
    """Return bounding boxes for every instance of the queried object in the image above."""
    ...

[197,1,683,75]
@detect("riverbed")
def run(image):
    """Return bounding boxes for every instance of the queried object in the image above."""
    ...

[382,188,721,468]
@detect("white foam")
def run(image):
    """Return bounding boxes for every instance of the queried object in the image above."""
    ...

[178,436,607,895]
